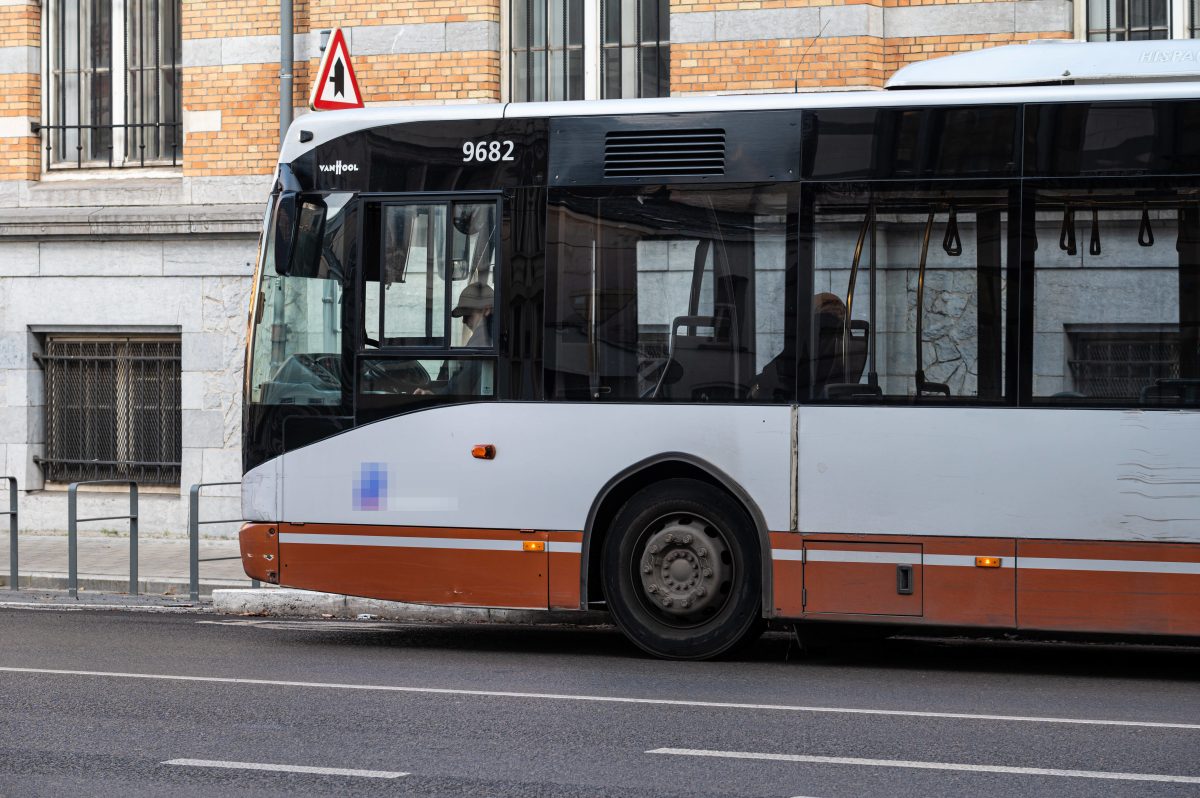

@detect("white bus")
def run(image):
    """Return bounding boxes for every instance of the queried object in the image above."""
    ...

[240,41,1200,659]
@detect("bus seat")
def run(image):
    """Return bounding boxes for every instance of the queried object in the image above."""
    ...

[654,313,740,401]
[843,319,869,384]
[1141,378,1200,405]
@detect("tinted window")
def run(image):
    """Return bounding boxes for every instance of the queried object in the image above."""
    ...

[805,106,1019,180]
[1026,101,1200,177]
[807,183,1012,402]
[1029,180,1200,406]
[545,185,797,402]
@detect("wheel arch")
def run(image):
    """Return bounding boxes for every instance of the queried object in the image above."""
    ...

[580,453,775,618]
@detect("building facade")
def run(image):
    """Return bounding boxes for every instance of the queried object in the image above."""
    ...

[0,0,1191,534]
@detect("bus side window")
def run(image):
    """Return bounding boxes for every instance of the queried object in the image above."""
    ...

[809,185,1010,403]
[545,186,795,403]
[1030,185,1200,407]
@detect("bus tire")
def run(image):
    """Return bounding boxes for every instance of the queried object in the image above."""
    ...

[602,478,763,660]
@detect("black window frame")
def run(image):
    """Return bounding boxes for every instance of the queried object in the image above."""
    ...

[353,192,504,423]
[36,334,182,485]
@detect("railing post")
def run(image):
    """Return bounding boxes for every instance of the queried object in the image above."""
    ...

[6,477,16,591]
[67,483,78,599]
[188,484,200,602]
[129,482,139,596]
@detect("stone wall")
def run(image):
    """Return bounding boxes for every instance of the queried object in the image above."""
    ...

[0,176,264,535]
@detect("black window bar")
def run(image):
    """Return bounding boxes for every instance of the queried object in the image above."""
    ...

[510,0,585,102]
[35,0,182,169]
[35,338,182,486]
[601,0,669,99]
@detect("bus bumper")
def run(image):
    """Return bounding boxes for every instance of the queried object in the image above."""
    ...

[239,523,279,584]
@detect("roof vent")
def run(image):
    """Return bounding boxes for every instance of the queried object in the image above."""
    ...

[604,129,726,178]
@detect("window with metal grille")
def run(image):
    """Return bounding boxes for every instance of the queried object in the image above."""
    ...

[1087,0,1171,40]
[509,0,668,101]
[1068,329,1181,398]
[39,0,182,169]
[38,338,182,485]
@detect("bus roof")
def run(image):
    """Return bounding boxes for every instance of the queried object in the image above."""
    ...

[280,41,1200,165]
[887,39,1200,89]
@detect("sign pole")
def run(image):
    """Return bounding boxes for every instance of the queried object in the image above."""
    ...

[280,0,293,142]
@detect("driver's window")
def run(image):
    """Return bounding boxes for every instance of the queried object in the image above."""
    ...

[357,196,500,420]
[368,204,448,346]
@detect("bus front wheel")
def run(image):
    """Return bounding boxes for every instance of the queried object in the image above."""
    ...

[602,478,763,660]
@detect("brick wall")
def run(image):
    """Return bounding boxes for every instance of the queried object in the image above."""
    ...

[0,0,1074,183]
[669,0,1073,93]
[0,1,40,181]
[179,0,501,177]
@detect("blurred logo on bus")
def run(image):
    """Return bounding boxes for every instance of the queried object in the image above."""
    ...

[353,462,388,511]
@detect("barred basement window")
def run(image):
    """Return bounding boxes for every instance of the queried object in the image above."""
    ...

[40,0,182,168]
[1067,327,1180,400]
[38,337,182,485]
[1087,0,1171,39]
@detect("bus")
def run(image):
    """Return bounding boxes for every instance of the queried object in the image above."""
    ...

[240,40,1200,659]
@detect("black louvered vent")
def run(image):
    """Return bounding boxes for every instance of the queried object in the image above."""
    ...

[604,129,726,178]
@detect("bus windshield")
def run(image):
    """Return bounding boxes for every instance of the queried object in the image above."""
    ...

[247,192,354,405]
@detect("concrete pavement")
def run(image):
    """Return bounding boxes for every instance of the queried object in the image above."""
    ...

[0,534,253,595]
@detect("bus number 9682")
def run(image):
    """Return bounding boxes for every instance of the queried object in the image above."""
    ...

[462,140,515,163]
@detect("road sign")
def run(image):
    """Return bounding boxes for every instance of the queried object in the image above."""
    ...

[309,28,363,111]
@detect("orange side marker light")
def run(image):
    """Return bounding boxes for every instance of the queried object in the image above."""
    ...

[472,444,496,460]
[523,541,545,553]
[975,556,1002,568]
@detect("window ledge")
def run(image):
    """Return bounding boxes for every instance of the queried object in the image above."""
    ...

[40,167,182,182]
[0,203,263,239]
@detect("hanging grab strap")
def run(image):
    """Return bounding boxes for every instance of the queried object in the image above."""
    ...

[1139,205,1155,247]
[942,205,962,256]
[915,209,951,397]
[1059,206,1077,256]
[1090,208,1102,256]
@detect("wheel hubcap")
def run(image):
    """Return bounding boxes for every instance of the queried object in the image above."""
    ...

[635,515,732,625]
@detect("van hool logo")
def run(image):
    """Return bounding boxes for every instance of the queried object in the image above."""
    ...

[319,160,359,175]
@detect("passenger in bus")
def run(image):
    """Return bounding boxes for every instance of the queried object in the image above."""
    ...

[749,292,848,401]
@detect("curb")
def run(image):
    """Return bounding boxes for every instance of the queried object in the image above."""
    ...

[0,573,255,596]
[213,589,611,626]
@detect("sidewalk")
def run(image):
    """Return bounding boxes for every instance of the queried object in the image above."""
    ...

[0,534,255,595]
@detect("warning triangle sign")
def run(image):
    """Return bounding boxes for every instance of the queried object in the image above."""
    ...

[309,28,363,111]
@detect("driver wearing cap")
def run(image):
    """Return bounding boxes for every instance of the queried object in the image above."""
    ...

[452,281,494,349]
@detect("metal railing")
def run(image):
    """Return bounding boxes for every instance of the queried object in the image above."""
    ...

[31,121,182,170]
[2,478,16,591]
[67,480,139,599]
[189,482,254,602]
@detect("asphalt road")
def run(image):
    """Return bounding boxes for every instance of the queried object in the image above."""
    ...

[1,608,1199,798]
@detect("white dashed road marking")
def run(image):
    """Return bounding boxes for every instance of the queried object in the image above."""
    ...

[1,666,1198,731]
[163,759,407,779]
[648,748,1200,785]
